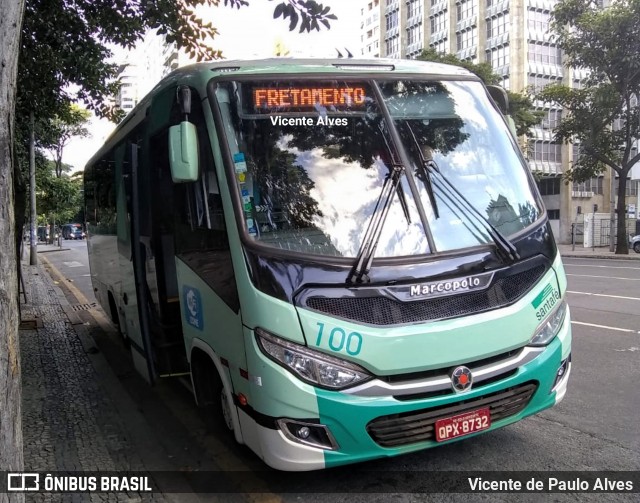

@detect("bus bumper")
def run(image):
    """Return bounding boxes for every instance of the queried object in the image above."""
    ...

[239,312,571,471]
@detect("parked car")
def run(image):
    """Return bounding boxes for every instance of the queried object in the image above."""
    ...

[37,226,49,242]
[62,223,85,240]
[630,234,640,253]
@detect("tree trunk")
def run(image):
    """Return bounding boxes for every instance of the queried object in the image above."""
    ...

[615,173,629,254]
[29,112,37,263]
[0,0,26,499]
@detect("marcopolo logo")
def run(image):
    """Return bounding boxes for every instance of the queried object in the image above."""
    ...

[532,282,561,321]
[406,272,494,300]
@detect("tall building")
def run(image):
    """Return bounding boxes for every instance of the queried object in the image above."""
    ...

[360,0,382,58]
[364,0,639,243]
[113,59,140,113]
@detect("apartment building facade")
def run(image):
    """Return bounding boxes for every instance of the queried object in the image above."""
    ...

[362,0,639,244]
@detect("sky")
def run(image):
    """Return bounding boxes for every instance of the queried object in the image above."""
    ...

[63,0,362,172]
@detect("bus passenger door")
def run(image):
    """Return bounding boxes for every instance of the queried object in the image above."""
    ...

[115,141,156,384]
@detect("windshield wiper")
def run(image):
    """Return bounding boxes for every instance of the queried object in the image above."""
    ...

[379,126,412,226]
[347,82,437,284]
[348,164,406,284]
[406,125,520,263]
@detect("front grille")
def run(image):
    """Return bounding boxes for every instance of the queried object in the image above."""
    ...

[305,265,545,326]
[366,382,538,448]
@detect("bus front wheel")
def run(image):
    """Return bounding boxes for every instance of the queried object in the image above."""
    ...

[192,351,234,436]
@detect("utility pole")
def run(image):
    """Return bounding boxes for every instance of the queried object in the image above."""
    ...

[29,111,37,265]
[609,167,616,252]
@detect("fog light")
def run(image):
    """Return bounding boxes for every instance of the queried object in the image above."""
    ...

[552,354,571,390]
[276,419,339,450]
[297,426,311,439]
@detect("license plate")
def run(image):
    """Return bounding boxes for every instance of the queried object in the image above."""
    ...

[434,407,491,442]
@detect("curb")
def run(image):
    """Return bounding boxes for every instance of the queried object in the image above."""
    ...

[37,247,71,253]
[559,252,640,260]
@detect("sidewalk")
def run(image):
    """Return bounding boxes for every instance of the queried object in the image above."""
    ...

[557,243,640,260]
[19,257,177,502]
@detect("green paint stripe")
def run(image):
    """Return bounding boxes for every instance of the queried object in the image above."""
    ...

[532,283,553,309]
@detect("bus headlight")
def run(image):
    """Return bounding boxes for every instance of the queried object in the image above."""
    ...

[256,328,372,390]
[529,300,567,347]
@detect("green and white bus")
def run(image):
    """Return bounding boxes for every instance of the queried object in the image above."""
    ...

[84,59,571,471]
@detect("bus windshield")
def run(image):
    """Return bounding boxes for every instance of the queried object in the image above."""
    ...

[214,78,541,258]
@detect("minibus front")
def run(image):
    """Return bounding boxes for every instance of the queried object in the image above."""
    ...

[193,65,572,470]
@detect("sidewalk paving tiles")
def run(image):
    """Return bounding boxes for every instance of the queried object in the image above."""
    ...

[19,260,170,502]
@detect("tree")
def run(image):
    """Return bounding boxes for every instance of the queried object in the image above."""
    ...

[13,0,339,248]
[42,105,91,178]
[36,161,84,227]
[418,48,544,136]
[1,0,336,485]
[0,0,26,495]
[538,0,640,254]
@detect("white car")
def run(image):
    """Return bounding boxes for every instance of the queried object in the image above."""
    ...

[630,234,640,253]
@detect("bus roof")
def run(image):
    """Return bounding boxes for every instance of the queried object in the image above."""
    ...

[86,58,477,168]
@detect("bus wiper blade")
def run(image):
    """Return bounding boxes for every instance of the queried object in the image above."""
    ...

[405,125,518,262]
[415,162,439,219]
[379,124,412,226]
[348,165,405,284]
[430,159,520,262]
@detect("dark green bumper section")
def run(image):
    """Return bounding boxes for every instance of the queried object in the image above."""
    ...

[318,335,569,468]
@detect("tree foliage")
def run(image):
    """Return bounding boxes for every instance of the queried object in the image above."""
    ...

[271,0,337,32]
[36,159,83,225]
[41,105,91,177]
[17,0,338,123]
[417,48,544,136]
[539,0,640,254]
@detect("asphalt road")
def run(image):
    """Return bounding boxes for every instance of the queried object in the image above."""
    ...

[40,243,640,501]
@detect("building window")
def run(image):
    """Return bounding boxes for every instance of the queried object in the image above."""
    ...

[615,178,639,196]
[538,177,561,196]
[430,11,447,34]
[528,74,562,91]
[431,38,448,54]
[386,36,400,55]
[456,0,477,22]
[407,24,423,46]
[528,9,551,33]
[542,109,562,129]
[572,177,604,195]
[527,43,563,65]
[547,209,560,219]
[486,13,509,39]
[488,45,509,68]
[457,28,477,52]
[407,0,422,19]
[532,141,562,163]
[386,11,398,31]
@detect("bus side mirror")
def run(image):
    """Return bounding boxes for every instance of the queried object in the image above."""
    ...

[487,85,517,137]
[169,121,199,183]
[487,85,509,115]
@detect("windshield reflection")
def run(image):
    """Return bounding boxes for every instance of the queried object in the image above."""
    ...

[214,78,540,258]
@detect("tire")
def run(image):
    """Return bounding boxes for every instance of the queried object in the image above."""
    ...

[193,355,234,437]
[634,242,640,253]
[108,292,129,347]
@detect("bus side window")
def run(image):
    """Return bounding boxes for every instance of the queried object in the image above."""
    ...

[173,90,229,254]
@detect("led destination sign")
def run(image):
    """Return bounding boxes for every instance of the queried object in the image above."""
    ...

[252,86,366,111]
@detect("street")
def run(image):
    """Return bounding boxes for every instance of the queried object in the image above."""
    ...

[34,241,640,501]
